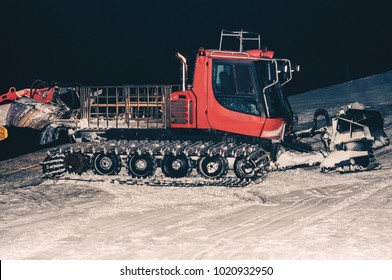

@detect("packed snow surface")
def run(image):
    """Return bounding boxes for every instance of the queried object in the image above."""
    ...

[1,72,392,259]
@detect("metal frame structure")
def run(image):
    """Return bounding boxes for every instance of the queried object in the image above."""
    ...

[79,85,179,129]
[219,30,261,52]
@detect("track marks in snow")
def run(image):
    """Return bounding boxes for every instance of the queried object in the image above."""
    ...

[187,183,391,259]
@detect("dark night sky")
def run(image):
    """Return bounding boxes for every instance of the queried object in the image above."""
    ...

[1,0,391,95]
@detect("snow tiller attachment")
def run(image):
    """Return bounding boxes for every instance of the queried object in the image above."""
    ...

[320,104,389,172]
[281,103,390,173]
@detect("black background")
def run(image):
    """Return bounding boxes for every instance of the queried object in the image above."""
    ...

[1,0,391,95]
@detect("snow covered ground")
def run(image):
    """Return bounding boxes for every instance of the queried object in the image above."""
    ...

[0,72,391,259]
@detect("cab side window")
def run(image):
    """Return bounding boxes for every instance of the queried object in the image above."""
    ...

[212,60,261,116]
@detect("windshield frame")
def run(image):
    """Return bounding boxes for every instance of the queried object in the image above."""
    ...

[254,59,295,121]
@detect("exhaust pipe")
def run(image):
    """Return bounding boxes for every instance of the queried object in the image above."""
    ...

[176,52,188,91]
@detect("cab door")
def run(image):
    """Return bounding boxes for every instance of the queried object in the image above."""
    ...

[206,59,266,137]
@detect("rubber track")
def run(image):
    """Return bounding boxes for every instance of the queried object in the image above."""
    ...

[41,140,270,184]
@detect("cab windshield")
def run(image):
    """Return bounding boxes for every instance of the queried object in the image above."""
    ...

[212,59,294,122]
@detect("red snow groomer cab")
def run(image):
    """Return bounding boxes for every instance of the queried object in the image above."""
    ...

[171,30,297,141]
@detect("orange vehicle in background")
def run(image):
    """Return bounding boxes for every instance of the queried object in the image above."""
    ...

[0,80,57,104]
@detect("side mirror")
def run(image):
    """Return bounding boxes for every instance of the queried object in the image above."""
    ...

[292,65,300,72]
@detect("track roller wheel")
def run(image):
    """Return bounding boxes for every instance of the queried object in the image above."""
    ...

[234,157,257,180]
[64,152,89,174]
[197,155,228,179]
[92,152,122,175]
[127,154,157,178]
[161,154,191,178]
